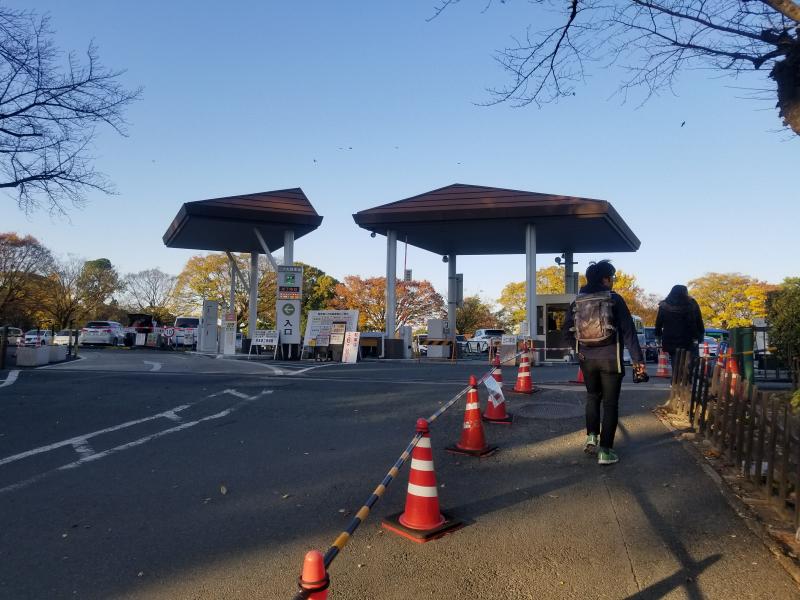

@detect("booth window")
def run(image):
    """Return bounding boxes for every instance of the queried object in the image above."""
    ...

[536,306,544,336]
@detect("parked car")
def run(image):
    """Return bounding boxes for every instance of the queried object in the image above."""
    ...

[414,334,428,356]
[468,329,506,353]
[79,321,125,346]
[455,334,468,352]
[643,326,659,362]
[52,329,76,346]
[23,329,52,346]
[699,336,719,357]
[3,326,23,346]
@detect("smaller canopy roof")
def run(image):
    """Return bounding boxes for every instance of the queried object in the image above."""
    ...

[163,188,323,253]
[352,184,640,255]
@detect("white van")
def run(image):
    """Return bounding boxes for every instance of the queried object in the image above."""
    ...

[173,316,200,347]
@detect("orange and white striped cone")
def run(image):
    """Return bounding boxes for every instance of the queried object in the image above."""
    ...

[512,353,534,394]
[570,364,585,384]
[297,550,329,599]
[492,349,500,368]
[655,350,671,378]
[446,376,498,457]
[726,348,739,376]
[491,365,503,388]
[483,372,513,425]
[382,418,463,543]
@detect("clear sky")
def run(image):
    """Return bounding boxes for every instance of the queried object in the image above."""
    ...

[4,1,798,304]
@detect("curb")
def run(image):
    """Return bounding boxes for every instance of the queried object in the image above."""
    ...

[654,407,800,586]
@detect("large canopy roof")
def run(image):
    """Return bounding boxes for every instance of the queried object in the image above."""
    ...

[163,188,323,253]
[352,184,639,255]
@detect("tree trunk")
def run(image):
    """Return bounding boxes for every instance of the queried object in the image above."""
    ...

[772,48,800,135]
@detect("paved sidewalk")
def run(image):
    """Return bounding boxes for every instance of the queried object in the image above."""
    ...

[298,386,799,599]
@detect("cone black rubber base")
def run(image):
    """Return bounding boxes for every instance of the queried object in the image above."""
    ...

[483,412,513,425]
[381,511,463,543]
[445,444,499,457]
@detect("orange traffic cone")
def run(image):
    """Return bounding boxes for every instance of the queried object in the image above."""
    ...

[446,376,498,457]
[382,418,463,543]
[492,349,501,368]
[483,373,513,425]
[297,550,329,599]
[571,364,585,384]
[491,365,503,388]
[726,349,739,376]
[655,351,671,378]
[512,353,534,394]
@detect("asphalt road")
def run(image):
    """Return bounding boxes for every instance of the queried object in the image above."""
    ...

[0,350,797,599]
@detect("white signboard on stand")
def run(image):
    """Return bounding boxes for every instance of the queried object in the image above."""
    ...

[303,310,359,343]
[250,329,279,359]
[342,332,360,363]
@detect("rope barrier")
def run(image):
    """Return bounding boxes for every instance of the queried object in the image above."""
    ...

[292,349,529,598]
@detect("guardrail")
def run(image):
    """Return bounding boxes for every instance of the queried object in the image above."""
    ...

[665,348,800,529]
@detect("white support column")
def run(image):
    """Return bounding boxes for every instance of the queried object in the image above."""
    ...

[385,230,397,337]
[228,255,236,318]
[248,252,258,338]
[564,251,574,294]
[283,230,294,266]
[525,224,537,339]
[447,254,457,336]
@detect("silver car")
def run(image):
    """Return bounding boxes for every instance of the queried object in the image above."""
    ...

[4,327,23,346]
[79,321,125,346]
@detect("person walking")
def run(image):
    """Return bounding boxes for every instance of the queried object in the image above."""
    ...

[563,260,646,465]
[654,285,705,368]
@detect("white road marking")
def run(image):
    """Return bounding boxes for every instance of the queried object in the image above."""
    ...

[0,389,273,494]
[72,439,94,457]
[0,405,191,467]
[143,360,162,372]
[285,363,339,376]
[0,370,19,388]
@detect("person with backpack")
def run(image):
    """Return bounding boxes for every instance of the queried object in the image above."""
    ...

[563,260,646,465]
[654,284,705,368]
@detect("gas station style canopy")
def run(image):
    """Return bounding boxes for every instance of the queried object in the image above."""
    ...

[352,183,640,341]
[353,183,640,255]
[163,188,323,349]
[163,188,323,253]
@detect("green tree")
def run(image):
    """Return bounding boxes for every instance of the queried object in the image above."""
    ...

[767,277,800,363]
[456,295,501,334]
[689,272,773,328]
[78,258,121,318]
[0,232,52,324]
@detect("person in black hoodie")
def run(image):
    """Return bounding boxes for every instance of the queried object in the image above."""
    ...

[654,284,705,368]
[563,259,646,465]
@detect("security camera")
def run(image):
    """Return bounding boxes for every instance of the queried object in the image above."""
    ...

[442,256,449,263]
[370,232,376,238]
[554,256,562,265]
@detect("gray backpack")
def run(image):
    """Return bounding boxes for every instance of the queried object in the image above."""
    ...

[572,292,616,347]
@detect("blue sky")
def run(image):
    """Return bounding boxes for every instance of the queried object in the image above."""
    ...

[4,1,798,304]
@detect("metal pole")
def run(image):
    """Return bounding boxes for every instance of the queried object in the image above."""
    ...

[385,230,397,337]
[283,230,294,266]
[525,224,537,341]
[447,254,457,336]
[564,250,574,294]
[249,252,258,341]
[228,254,236,320]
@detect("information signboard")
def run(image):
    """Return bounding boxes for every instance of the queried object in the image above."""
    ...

[303,310,359,344]
[223,313,236,355]
[330,322,346,346]
[253,329,279,347]
[276,266,303,345]
[342,331,361,363]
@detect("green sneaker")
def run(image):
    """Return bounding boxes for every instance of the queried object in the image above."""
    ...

[598,448,619,465]
[584,434,599,454]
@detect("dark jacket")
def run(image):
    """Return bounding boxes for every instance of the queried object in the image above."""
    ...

[563,283,644,367]
[654,295,704,352]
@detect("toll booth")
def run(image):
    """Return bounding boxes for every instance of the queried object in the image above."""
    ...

[532,294,577,362]
[426,318,450,358]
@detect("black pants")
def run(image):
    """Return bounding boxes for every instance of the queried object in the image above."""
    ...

[581,359,624,449]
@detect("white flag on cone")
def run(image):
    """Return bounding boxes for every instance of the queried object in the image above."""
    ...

[483,375,505,408]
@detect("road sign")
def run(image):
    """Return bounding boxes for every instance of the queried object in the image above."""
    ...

[163,327,175,338]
